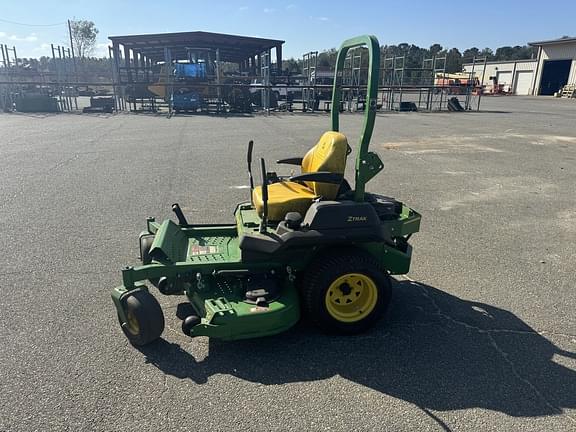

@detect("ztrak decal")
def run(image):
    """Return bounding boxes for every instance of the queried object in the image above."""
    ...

[347,216,368,222]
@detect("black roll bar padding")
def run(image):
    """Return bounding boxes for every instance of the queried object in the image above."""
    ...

[171,203,189,226]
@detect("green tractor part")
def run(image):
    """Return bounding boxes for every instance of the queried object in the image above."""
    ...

[112,35,421,346]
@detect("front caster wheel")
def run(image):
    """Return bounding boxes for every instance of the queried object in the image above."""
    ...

[139,234,155,265]
[140,234,159,287]
[117,290,164,346]
[302,249,392,335]
[182,315,201,336]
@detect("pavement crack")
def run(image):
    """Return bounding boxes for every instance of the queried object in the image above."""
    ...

[46,153,80,173]
[483,330,573,422]
[161,375,170,424]
[161,375,169,396]
[409,278,574,423]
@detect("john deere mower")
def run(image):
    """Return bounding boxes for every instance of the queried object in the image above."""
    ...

[112,35,421,345]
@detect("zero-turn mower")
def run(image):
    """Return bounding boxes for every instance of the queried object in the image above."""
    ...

[112,35,421,345]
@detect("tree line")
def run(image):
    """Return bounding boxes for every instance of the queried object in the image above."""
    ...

[283,43,538,74]
[11,41,538,82]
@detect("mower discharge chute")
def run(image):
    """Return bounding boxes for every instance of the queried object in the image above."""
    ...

[112,35,421,345]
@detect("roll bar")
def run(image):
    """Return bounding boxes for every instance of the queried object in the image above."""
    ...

[330,35,383,202]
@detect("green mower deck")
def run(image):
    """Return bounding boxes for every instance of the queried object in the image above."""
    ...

[112,203,420,341]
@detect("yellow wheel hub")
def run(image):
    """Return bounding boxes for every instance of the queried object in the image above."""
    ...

[125,310,140,335]
[325,273,378,322]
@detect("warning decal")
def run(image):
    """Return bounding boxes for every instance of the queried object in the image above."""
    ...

[189,245,219,256]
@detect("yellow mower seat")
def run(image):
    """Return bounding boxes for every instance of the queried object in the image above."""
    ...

[252,131,349,221]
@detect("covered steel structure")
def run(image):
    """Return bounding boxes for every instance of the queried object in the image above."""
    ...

[529,37,576,95]
[108,31,284,76]
[108,31,284,112]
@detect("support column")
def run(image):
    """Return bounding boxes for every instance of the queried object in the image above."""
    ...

[276,44,282,75]
[112,42,123,111]
[124,45,132,83]
[124,45,134,110]
[138,52,146,81]
[1,44,7,68]
[164,47,172,116]
[134,51,141,78]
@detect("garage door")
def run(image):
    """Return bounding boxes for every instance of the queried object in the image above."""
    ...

[496,71,512,86]
[514,70,533,95]
[539,59,572,95]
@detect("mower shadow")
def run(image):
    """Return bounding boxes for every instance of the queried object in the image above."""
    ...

[138,280,576,418]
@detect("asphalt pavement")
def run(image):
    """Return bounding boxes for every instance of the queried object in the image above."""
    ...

[0,96,575,431]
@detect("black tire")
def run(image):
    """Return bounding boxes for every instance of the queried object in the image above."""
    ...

[117,290,164,346]
[182,315,201,336]
[302,249,392,334]
[140,235,160,287]
[140,235,154,265]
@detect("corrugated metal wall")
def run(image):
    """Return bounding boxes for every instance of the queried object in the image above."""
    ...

[533,42,576,94]
[463,60,537,94]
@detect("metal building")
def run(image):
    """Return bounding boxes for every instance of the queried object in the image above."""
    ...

[529,37,576,95]
[463,59,537,95]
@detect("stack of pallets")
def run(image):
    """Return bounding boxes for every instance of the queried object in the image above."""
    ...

[560,84,576,98]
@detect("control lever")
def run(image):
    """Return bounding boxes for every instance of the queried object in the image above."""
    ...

[171,203,189,226]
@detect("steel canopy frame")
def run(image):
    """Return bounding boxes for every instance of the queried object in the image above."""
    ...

[108,31,284,64]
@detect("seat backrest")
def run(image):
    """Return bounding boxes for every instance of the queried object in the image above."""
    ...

[301,131,349,199]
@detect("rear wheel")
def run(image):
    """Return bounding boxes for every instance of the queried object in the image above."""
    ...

[118,290,164,346]
[302,250,392,334]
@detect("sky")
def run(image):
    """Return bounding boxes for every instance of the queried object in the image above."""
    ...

[1,0,575,60]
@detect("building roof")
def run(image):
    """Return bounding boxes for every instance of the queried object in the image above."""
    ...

[462,59,537,66]
[108,31,284,63]
[528,36,576,46]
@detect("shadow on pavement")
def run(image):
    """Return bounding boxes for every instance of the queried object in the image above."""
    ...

[138,280,576,418]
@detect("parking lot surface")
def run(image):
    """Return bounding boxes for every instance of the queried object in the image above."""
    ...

[1,96,575,431]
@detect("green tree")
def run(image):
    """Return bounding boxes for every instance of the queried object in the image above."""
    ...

[463,47,480,60]
[317,48,337,69]
[428,44,443,57]
[282,58,301,74]
[479,48,494,60]
[494,46,514,60]
[70,19,99,58]
[445,48,462,73]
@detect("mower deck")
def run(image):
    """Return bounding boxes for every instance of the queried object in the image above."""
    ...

[112,201,420,340]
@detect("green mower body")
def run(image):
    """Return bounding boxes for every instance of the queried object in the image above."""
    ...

[112,35,421,345]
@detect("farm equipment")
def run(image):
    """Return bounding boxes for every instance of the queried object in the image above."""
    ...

[148,49,252,113]
[435,72,479,95]
[112,35,421,345]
